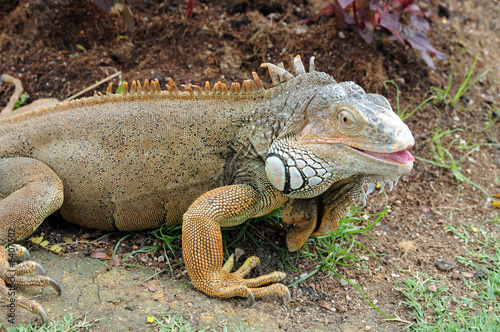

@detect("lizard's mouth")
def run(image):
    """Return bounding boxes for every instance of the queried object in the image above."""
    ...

[353,148,415,164]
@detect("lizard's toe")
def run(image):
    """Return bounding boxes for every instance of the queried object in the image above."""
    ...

[191,256,289,303]
[0,245,61,322]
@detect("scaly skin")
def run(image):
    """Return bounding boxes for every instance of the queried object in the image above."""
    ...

[0,55,414,322]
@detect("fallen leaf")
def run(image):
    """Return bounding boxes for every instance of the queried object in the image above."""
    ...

[317,300,331,310]
[147,281,157,292]
[107,255,121,268]
[90,249,109,260]
[427,284,438,292]
[31,236,44,244]
[98,236,110,244]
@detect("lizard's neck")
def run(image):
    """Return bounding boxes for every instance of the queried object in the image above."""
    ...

[246,72,336,159]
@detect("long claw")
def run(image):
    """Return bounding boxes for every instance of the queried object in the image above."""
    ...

[22,249,31,261]
[39,307,48,324]
[11,244,31,261]
[283,289,291,305]
[34,262,46,276]
[48,277,62,295]
[366,183,376,195]
[247,292,255,307]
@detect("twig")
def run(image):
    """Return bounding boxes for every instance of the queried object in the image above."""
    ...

[64,71,122,102]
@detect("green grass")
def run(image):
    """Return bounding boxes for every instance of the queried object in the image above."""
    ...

[429,52,497,109]
[395,221,500,331]
[395,270,500,331]
[218,205,393,317]
[153,204,393,317]
[446,223,500,271]
[149,314,255,332]
[148,314,198,332]
[383,80,436,121]
[14,93,29,109]
[415,107,494,200]
[288,206,388,278]
[2,314,94,332]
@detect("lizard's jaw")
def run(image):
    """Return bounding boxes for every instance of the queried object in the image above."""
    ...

[348,147,414,205]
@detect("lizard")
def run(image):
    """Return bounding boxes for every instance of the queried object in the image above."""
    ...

[0,55,414,323]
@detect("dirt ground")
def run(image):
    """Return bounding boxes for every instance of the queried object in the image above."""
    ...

[0,0,499,331]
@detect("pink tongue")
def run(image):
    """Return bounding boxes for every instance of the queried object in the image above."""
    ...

[361,149,415,164]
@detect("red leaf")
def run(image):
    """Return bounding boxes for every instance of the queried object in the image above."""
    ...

[391,24,448,69]
[411,15,430,32]
[370,0,382,11]
[380,13,404,43]
[403,26,448,59]
[334,2,354,26]
[186,0,194,19]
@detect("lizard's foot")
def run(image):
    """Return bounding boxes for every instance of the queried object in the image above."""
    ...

[0,245,62,323]
[193,254,290,306]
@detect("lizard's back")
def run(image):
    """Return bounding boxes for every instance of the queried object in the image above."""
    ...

[0,92,253,230]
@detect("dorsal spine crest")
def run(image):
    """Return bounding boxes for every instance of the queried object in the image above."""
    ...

[98,55,315,99]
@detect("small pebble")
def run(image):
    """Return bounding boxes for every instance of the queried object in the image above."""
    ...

[475,268,488,279]
[436,260,455,271]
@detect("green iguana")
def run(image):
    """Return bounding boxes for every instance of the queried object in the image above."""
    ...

[0,55,414,323]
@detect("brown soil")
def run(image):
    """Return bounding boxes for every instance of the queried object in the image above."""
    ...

[0,0,499,331]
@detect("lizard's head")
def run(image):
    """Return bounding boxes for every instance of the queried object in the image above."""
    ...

[265,79,414,200]
[261,55,414,251]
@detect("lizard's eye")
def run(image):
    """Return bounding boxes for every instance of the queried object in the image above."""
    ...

[338,110,355,127]
[333,107,365,134]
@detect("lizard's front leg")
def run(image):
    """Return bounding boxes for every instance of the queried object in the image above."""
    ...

[182,184,290,304]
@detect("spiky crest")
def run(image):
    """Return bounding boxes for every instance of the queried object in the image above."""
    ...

[98,55,314,99]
